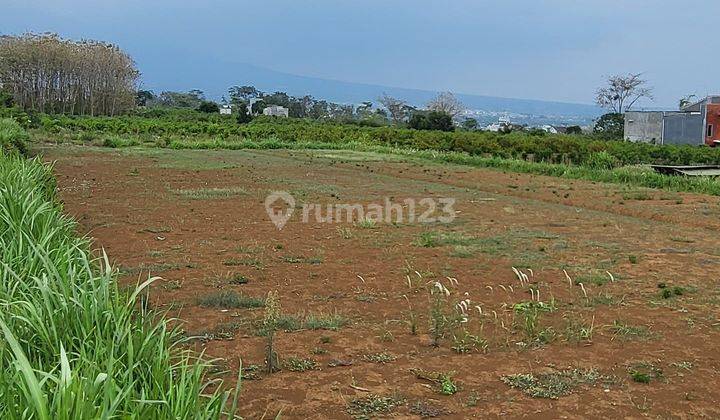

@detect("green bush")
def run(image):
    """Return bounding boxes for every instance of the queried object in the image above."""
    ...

[197,100,220,113]
[0,106,40,129]
[585,151,619,170]
[102,136,139,148]
[0,118,29,155]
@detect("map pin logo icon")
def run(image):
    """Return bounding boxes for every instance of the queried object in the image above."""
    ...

[265,191,295,230]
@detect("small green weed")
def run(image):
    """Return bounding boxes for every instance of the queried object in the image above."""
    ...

[502,368,615,399]
[346,394,405,420]
[283,357,318,372]
[363,352,397,364]
[197,290,265,309]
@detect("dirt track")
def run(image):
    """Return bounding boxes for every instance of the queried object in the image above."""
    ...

[44,145,720,419]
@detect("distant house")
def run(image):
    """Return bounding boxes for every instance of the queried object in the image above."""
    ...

[624,96,720,146]
[538,125,558,134]
[483,117,512,132]
[263,105,289,118]
[219,105,232,115]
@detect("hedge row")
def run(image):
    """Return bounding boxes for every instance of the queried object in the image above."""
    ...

[40,112,720,166]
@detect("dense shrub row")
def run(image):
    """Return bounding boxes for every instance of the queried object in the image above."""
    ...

[0,118,29,155]
[40,111,720,166]
[0,124,238,417]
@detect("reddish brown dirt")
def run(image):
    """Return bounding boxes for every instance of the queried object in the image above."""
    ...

[43,145,720,419]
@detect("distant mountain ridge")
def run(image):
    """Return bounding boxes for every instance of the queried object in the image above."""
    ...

[142,61,603,125]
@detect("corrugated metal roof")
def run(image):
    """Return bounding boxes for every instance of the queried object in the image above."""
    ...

[651,165,720,176]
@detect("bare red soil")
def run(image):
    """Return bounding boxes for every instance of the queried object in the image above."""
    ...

[43,146,720,419]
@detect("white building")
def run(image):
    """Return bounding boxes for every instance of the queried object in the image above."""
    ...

[263,105,289,118]
[538,125,558,134]
[219,105,232,115]
[483,117,512,132]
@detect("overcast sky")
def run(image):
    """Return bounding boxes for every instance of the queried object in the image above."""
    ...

[4,0,718,107]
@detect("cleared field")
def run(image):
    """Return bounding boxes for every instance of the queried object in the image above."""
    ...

[44,145,720,418]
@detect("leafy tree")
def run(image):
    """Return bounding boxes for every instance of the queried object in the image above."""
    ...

[378,94,409,124]
[0,33,139,115]
[566,125,583,135]
[197,101,220,113]
[228,85,259,105]
[158,91,205,108]
[409,111,454,132]
[136,90,155,107]
[264,91,291,108]
[593,113,624,140]
[427,111,454,131]
[251,99,267,115]
[236,103,252,124]
[462,118,478,131]
[355,101,373,118]
[595,73,652,113]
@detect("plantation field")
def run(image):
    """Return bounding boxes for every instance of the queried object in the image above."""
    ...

[44,145,720,418]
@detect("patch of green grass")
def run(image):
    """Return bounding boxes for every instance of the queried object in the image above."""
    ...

[283,357,318,372]
[363,352,397,364]
[502,368,615,399]
[590,292,619,306]
[222,257,263,269]
[304,313,348,330]
[102,136,139,148]
[628,362,663,384]
[337,227,354,239]
[173,187,247,200]
[347,394,405,420]
[563,314,595,342]
[575,272,612,287]
[610,320,652,340]
[409,400,448,418]
[356,219,377,229]
[410,368,459,395]
[197,290,265,309]
[227,273,249,285]
[414,229,555,266]
[449,245,475,258]
[281,255,324,265]
[622,190,653,201]
[186,321,243,341]
[657,283,690,299]
[451,331,488,354]
[240,364,262,380]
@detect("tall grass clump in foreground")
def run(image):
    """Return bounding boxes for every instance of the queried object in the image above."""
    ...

[0,152,239,417]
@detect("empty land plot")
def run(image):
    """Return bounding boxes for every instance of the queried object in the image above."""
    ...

[43,145,720,418]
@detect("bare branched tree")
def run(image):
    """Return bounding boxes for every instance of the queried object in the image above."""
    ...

[427,91,464,118]
[595,73,652,114]
[0,33,139,116]
[378,93,408,124]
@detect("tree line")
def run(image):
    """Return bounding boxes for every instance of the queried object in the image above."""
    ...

[0,33,139,116]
